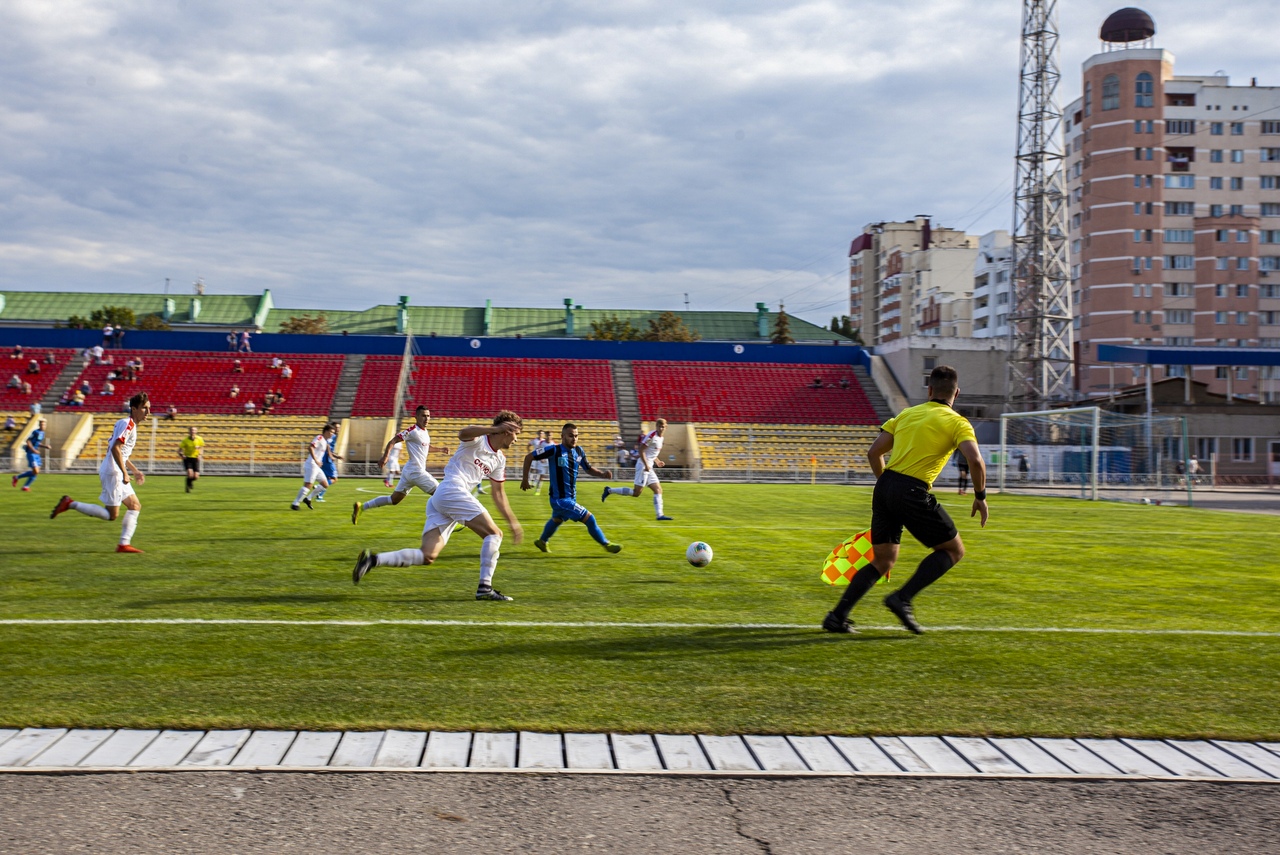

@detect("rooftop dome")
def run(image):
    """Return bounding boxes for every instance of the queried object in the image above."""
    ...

[1101,8,1156,43]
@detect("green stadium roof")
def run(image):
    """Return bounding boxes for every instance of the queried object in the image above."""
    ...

[1,290,846,342]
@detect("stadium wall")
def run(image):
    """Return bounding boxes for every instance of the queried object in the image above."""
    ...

[0,327,869,367]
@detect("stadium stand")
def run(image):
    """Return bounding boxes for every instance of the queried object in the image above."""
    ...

[632,361,879,425]
[359,417,622,472]
[54,351,344,416]
[352,356,618,420]
[73,415,330,471]
[1,349,73,408]
[695,423,880,475]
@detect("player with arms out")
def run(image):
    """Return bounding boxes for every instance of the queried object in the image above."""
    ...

[13,418,51,491]
[352,411,524,601]
[179,426,204,493]
[50,392,151,553]
[292,423,334,510]
[602,418,673,520]
[822,365,988,635]
[523,423,622,554]
[352,406,449,524]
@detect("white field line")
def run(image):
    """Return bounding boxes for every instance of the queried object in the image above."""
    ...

[0,619,1277,637]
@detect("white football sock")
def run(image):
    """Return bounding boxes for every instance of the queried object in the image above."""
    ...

[479,534,502,587]
[119,509,139,545]
[654,494,664,517]
[71,501,111,520]
[363,495,393,511]
[376,548,424,567]
[293,487,309,505]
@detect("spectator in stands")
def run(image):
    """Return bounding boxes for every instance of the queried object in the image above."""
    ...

[71,388,85,406]
[262,393,275,414]
[44,352,56,365]
[810,377,823,390]
[120,364,134,382]
[7,373,21,390]
[129,356,144,373]
[113,327,125,349]
[90,345,105,363]
[239,329,252,353]
[229,384,240,399]
[79,379,92,396]
[11,345,22,360]
[3,415,15,430]
[273,389,286,406]
[21,380,32,395]
[27,358,40,375]
[281,363,293,380]
[271,357,283,370]
[244,399,257,414]
[102,324,114,348]
[839,378,850,390]
[232,359,244,373]
[29,401,42,416]
[227,331,238,352]
[101,379,115,396]
[166,403,178,420]
[81,347,93,366]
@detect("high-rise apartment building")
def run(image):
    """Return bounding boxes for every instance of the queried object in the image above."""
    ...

[848,217,977,345]
[1066,9,1280,400]
[972,230,1013,338]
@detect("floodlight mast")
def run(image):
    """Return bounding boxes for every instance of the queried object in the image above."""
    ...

[1009,0,1074,410]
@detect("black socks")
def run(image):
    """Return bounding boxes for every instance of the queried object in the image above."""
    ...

[897,550,956,602]
[832,565,884,621]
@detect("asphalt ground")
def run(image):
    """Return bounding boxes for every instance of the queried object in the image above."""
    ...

[2,772,1277,854]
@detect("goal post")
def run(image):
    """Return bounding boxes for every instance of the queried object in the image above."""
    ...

[998,406,1192,504]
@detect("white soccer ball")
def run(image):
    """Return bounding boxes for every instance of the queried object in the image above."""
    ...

[686,541,713,567]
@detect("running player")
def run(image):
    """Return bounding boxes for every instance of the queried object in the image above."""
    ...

[602,418,673,519]
[522,423,621,554]
[527,430,548,495]
[179,426,203,493]
[315,422,342,501]
[352,411,524,601]
[50,392,150,553]
[352,406,449,524]
[12,418,50,491]
[384,434,403,487]
[292,423,334,510]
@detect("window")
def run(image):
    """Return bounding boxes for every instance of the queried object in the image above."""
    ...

[1166,309,1192,324]
[1164,229,1194,243]
[1215,311,1228,324]
[1132,256,1153,271]
[1210,177,1224,190]
[1165,282,1191,297]
[1262,231,1280,244]
[1167,255,1194,269]
[1263,121,1280,134]
[1216,258,1230,270]
[1264,283,1280,296]
[1237,284,1250,297]
[1263,204,1280,216]
[1210,150,1224,163]
[1210,122,1224,135]
[1211,204,1224,217]
[1133,230,1153,242]
[1237,311,1249,324]
[1263,149,1280,162]
[1216,284,1227,297]
[1196,438,1217,460]
[1165,201,1194,216]
[1262,311,1279,325]
[1232,150,1245,163]
[1263,177,1279,189]
[1216,229,1229,241]
[1073,212,1082,228]
[1166,336,1194,346]
[996,292,1009,305]
[1237,230,1250,243]
[1133,310,1142,323]
[1166,365,1187,378]
[1134,202,1143,215]
[1230,205,1245,216]
[1084,82,1092,117]
[1165,174,1195,189]
[1134,147,1154,160]
[1261,257,1280,271]
[1232,438,1253,462]
[1231,177,1244,190]
[1231,122,1245,135]
[1135,73,1154,107]
[1166,119,1194,135]
[1099,74,1120,110]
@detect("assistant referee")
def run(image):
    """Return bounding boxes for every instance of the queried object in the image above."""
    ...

[823,365,989,635]
[179,425,204,493]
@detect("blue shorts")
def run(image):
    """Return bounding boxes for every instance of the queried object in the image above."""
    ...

[26,452,42,469]
[321,462,337,481]
[549,498,590,522]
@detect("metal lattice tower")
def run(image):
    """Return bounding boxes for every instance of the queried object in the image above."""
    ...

[1009,0,1073,408]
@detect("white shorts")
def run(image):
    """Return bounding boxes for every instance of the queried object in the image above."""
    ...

[533,460,549,476]
[302,460,328,485]
[634,463,660,489]
[395,467,439,495]
[98,463,137,507]
[387,460,401,475]
[423,486,490,541]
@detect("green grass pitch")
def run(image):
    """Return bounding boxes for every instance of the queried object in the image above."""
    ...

[1,474,1278,739]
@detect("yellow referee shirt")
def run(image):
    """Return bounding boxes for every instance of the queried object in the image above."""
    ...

[179,436,204,458]
[881,401,977,488]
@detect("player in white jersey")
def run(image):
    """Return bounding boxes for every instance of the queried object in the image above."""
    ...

[50,392,151,552]
[384,437,402,487]
[291,423,335,510]
[353,410,524,601]
[602,418,673,519]
[351,405,450,524]
[528,430,550,494]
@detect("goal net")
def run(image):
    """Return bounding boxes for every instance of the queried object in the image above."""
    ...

[998,406,1193,504]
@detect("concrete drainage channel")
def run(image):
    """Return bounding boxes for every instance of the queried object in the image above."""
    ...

[1,728,1279,782]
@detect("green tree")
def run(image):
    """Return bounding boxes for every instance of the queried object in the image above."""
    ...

[587,314,643,341]
[830,314,861,342]
[279,314,328,334]
[89,306,137,328]
[771,304,794,344]
[136,313,171,331]
[642,311,701,342]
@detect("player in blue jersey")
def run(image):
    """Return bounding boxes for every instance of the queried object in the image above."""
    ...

[12,418,50,492]
[315,422,342,501]
[521,423,622,554]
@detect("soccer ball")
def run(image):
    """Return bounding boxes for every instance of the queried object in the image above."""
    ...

[686,541,713,567]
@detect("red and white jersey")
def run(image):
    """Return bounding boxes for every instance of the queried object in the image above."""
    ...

[394,424,431,471]
[100,417,138,473]
[306,434,327,463]
[441,434,507,492]
[638,430,664,466]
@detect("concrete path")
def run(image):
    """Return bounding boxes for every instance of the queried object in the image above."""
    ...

[3,728,1279,781]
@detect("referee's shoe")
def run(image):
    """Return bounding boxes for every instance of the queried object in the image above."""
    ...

[821,612,856,634]
[884,592,924,634]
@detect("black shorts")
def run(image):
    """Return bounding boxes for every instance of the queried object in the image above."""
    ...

[183,457,201,472]
[870,469,958,548]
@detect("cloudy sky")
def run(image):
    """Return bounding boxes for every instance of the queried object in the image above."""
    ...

[2,1,1278,325]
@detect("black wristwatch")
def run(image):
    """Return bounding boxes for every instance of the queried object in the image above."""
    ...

[973,489,987,501]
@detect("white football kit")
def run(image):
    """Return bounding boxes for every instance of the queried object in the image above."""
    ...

[98,417,139,505]
[531,437,549,475]
[386,440,403,475]
[633,429,664,488]
[393,424,439,494]
[302,434,328,484]
[423,435,507,542]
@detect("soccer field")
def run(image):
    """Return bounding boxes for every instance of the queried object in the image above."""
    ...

[1,475,1278,740]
